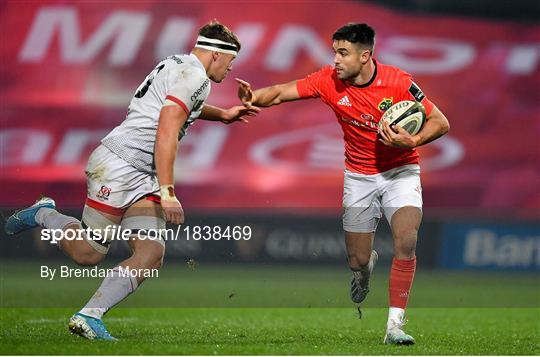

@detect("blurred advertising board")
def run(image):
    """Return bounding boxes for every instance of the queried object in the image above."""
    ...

[0,1,538,216]
[439,222,540,270]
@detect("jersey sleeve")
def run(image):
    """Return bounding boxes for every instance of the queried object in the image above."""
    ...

[296,66,332,98]
[164,68,210,114]
[398,74,434,116]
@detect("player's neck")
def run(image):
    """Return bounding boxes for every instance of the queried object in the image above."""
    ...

[191,49,212,73]
[349,59,376,86]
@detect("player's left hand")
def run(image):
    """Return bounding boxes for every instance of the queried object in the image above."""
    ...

[236,78,254,108]
[221,105,261,124]
[379,121,418,148]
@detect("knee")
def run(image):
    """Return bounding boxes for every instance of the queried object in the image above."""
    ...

[347,251,371,270]
[147,249,164,270]
[134,244,165,270]
[73,251,105,266]
[145,253,164,271]
[393,228,418,258]
[152,255,164,270]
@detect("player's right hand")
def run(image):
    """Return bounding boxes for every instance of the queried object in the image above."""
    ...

[235,78,254,108]
[221,105,261,124]
[159,185,184,224]
[161,198,184,225]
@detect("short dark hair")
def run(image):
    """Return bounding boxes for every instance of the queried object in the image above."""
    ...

[199,20,241,52]
[332,23,375,52]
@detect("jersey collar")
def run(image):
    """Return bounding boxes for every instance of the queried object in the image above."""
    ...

[349,59,378,88]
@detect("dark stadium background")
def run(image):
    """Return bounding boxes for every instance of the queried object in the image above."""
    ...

[0,0,538,354]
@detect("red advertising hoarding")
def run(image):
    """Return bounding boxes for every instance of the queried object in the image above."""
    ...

[1,1,539,215]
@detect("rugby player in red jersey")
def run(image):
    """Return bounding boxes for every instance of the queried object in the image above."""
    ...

[237,23,449,345]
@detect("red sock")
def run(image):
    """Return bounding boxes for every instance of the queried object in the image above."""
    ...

[389,256,416,309]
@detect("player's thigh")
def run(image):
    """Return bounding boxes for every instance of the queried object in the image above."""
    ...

[85,144,162,254]
[380,164,423,226]
[342,170,382,234]
[84,145,129,254]
[79,205,122,257]
[123,197,166,261]
[124,195,164,219]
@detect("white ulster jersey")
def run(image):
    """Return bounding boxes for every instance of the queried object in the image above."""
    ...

[101,53,211,173]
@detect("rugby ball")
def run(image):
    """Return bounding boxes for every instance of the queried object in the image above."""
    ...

[380,100,426,135]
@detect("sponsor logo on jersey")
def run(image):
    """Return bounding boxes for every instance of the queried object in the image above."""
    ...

[96,185,112,201]
[167,55,183,64]
[192,99,204,113]
[408,81,425,102]
[377,97,393,111]
[337,95,352,107]
[190,79,210,102]
[341,114,378,131]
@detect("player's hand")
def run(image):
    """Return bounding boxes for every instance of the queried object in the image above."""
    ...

[379,121,418,148]
[161,198,184,225]
[221,105,261,124]
[236,78,254,108]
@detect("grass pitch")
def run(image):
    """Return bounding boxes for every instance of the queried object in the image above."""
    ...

[1,307,539,355]
[0,261,538,355]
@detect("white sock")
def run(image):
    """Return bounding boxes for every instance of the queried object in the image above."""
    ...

[79,267,139,319]
[35,208,79,229]
[387,307,405,330]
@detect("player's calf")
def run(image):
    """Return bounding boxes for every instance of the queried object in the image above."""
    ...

[127,236,165,280]
[69,247,106,267]
[75,235,163,324]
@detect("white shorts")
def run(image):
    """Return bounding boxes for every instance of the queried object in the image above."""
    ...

[85,145,160,212]
[342,164,422,233]
[83,145,165,253]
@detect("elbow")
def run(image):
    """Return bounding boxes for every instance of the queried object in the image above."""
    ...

[436,111,450,135]
[268,85,284,106]
[430,106,450,135]
[442,120,450,135]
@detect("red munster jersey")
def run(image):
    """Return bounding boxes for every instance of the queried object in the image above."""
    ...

[296,59,434,175]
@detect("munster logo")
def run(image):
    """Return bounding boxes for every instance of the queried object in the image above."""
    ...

[378,97,393,111]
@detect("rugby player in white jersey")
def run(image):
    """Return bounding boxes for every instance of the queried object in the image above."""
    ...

[4,21,259,340]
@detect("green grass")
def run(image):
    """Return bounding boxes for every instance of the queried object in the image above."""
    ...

[1,261,538,308]
[1,308,539,355]
[0,261,539,354]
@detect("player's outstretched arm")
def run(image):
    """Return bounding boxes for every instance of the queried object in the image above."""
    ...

[379,106,450,148]
[199,104,261,124]
[236,78,301,108]
[155,105,188,224]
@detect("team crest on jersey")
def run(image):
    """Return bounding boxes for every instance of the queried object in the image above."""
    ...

[378,97,393,112]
